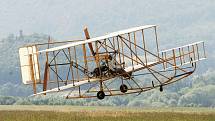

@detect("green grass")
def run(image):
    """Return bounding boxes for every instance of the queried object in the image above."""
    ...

[0,105,215,121]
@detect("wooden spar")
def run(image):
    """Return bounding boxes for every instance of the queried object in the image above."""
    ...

[203,42,206,58]
[120,37,125,67]
[196,44,199,60]
[179,48,183,65]
[43,37,51,94]
[73,46,81,96]
[83,27,92,62]
[141,29,147,66]
[172,49,177,71]
[117,36,122,64]
[35,45,41,83]
[181,47,185,63]
[95,41,103,91]
[29,54,36,94]
[128,33,134,72]
[154,26,160,61]
[43,61,49,93]
[162,52,165,70]
[84,27,95,56]
[84,26,100,67]
[82,43,89,82]
[68,48,75,86]
[133,32,138,64]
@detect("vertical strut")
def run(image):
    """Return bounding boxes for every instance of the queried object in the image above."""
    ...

[203,42,206,58]
[179,48,182,65]
[133,32,138,64]
[43,37,50,94]
[172,49,177,72]
[141,29,147,66]
[120,38,125,67]
[82,43,89,82]
[154,26,160,61]
[117,36,122,64]
[181,47,185,64]
[95,41,103,91]
[128,33,134,71]
[192,45,196,60]
[43,52,49,93]
[68,48,75,86]
[162,52,165,70]
[29,54,36,94]
[196,44,199,60]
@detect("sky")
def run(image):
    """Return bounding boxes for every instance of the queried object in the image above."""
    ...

[0,0,214,43]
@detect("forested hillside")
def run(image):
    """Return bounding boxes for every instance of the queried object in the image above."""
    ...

[0,0,214,107]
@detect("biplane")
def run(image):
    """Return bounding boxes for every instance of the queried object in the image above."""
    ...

[19,25,206,99]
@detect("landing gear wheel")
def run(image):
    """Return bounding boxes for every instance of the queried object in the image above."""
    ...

[120,84,128,93]
[159,85,163,92]
[97,91,105,100]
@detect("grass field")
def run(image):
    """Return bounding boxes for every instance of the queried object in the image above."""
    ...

[0,105,215,121]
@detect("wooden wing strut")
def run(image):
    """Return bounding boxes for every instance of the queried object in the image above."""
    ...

[43,37,51,95]
[84,27,95,55]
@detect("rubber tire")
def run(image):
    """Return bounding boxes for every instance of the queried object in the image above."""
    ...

[97,91,105,100]
[159,85,163,92]
[120,84,128,93]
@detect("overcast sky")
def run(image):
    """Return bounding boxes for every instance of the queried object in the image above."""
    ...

[0,0,214,41]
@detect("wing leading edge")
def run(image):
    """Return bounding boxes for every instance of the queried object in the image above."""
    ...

[37,25,156,53]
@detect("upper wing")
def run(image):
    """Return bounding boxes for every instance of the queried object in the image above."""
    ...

[37,25,156,53]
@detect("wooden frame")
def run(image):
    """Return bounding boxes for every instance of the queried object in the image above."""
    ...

[19,25,206,99]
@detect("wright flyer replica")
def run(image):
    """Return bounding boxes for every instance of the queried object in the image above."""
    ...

[19,25,206,99]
